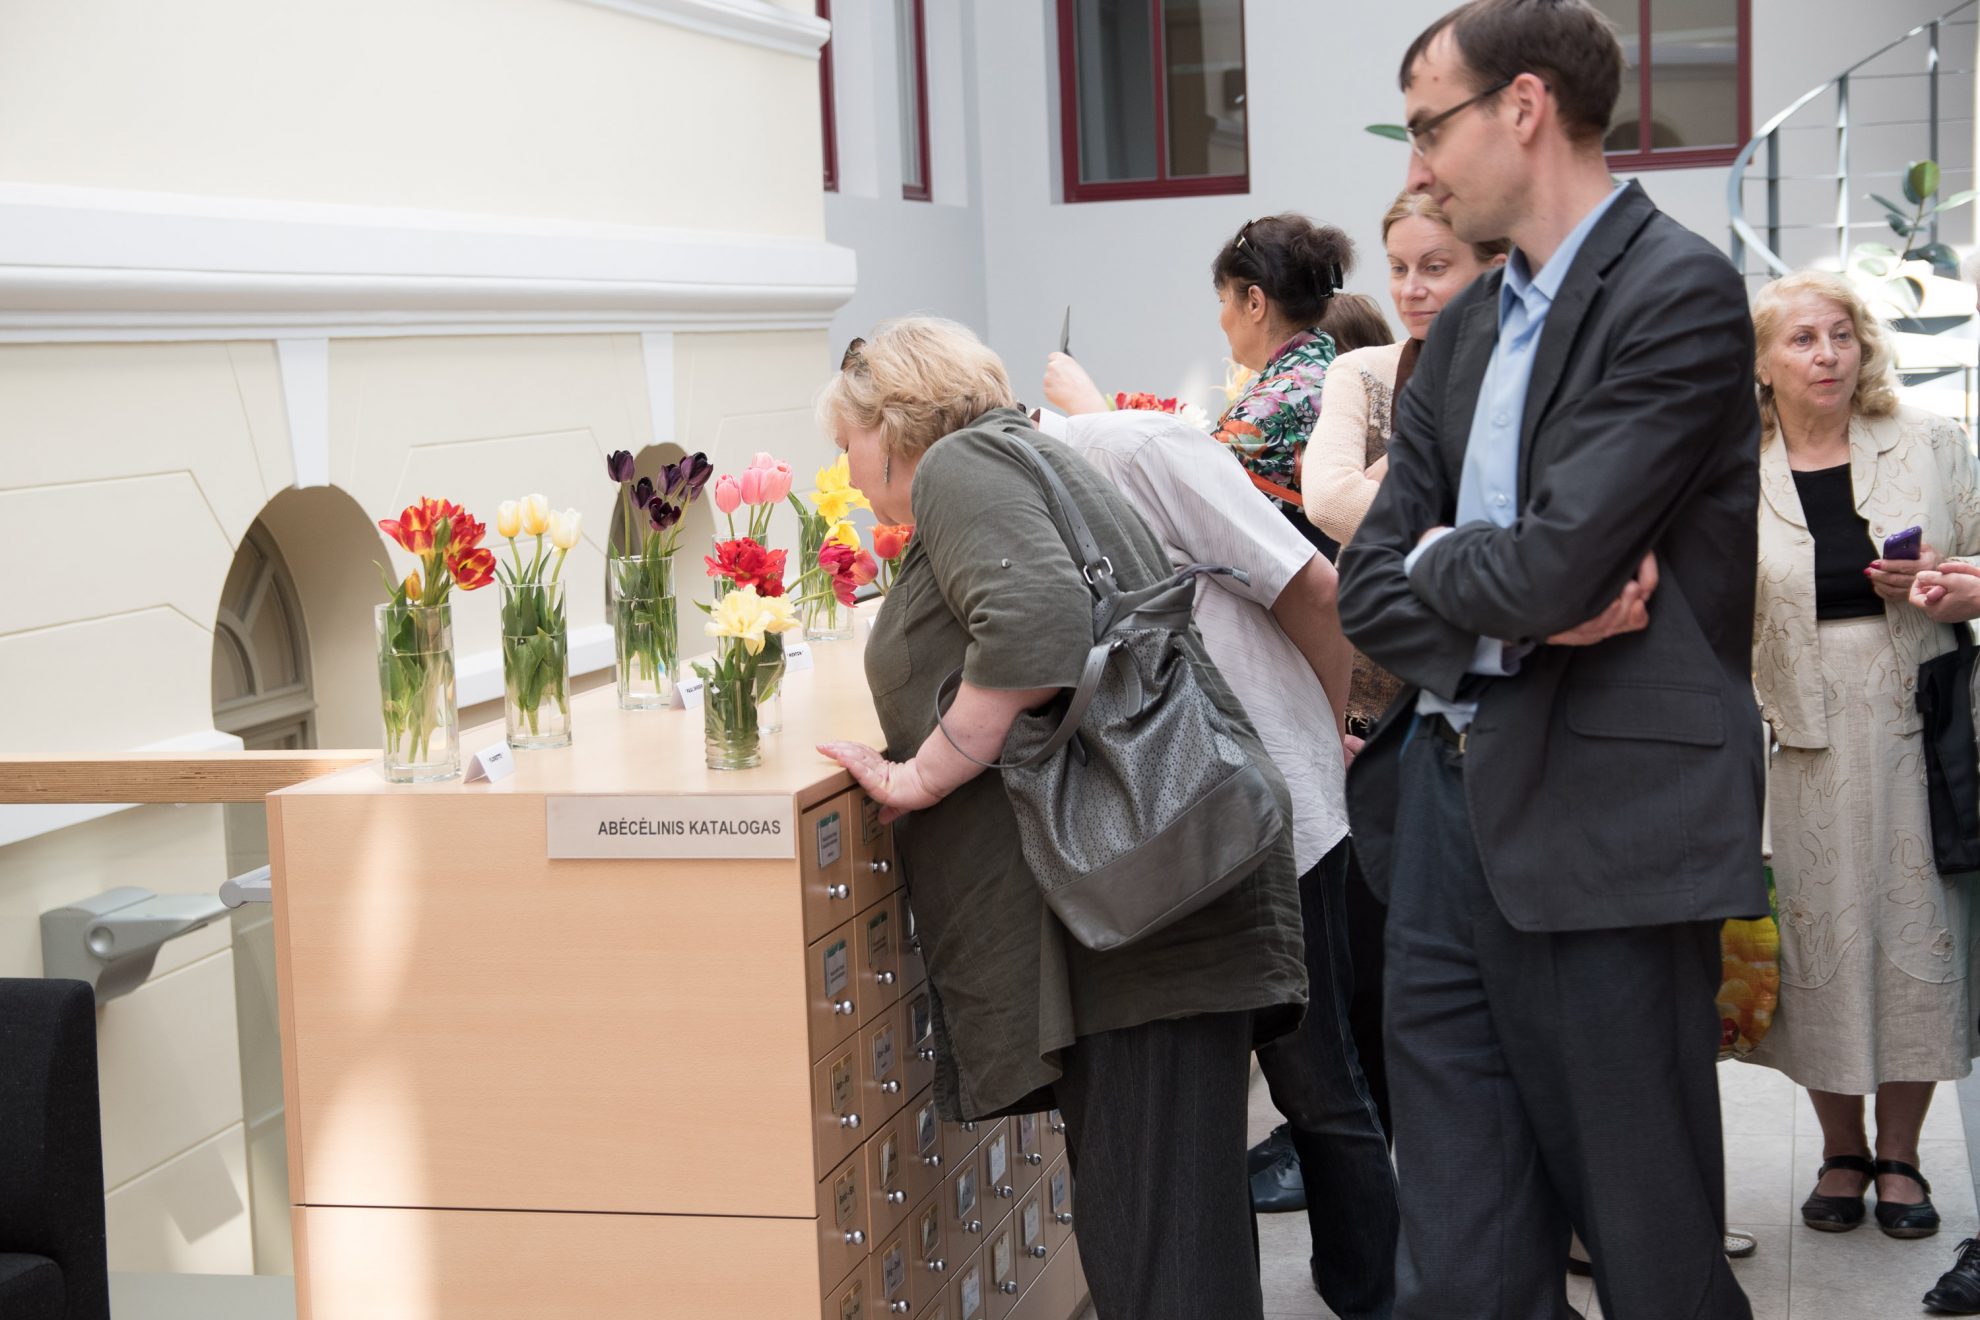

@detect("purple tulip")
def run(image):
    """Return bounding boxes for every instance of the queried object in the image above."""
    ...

[661,459,687,500]
[681,453,714,499]
[630,476,654,511]
[648,497,682,533]
[605,449,637,483]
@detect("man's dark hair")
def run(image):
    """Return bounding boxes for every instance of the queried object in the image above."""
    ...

[1399,0,1623,148]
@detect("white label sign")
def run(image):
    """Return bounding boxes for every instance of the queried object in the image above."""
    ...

[783,640,815,671]
[672,674,706,710]
[463,743,516,783]
[545,795,795,859]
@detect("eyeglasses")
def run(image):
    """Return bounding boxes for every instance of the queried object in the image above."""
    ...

[1406,76,1514,157]
[1234,219,1256,251]
[840,337,867,372]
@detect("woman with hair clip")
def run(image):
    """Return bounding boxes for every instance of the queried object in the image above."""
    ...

[1044,213,1355,552]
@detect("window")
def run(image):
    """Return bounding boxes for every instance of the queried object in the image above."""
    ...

[897,0,930,201]
[212,523,316,750]
[820,0,837,192]
[1594,0,1750,170]
[1058,0,1249,203]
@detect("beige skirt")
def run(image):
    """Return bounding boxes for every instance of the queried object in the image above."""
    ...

[1744,615,1980,1093]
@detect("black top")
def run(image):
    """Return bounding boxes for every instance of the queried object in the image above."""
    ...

[1792,464,1883,619]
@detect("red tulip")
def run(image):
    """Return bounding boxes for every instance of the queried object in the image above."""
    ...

[447,545,497,591]
[705,537,787,596]
[850,550,879,586]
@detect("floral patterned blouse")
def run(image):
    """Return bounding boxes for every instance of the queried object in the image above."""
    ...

[1211,328,1336,510]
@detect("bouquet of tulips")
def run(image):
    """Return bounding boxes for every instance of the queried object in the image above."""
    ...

[713,451,796,542]
[493,494,581,747]
[789,454,872,639]
[870,522,914,593]
[605,448,713,708]
[694,586,800,769]
[375,496,496,779]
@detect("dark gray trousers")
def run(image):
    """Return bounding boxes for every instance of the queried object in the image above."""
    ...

[1055,1010,1262,1320]
[1386,730,1750,1320]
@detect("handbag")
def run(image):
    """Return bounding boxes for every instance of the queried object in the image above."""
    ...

[933,434,1286,952]
[1916,623,1980,873]
[1718,721,1780,1059]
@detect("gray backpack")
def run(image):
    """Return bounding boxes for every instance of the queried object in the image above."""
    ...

[935,434,1286,951]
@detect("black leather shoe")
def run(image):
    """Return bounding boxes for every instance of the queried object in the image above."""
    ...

[1801,1154,1873,1231]
[1247,1123,1293,1177]
[1874,1158,1940,1238]
[1249,1142,1305,1213]
[1925,1237,1980,1313]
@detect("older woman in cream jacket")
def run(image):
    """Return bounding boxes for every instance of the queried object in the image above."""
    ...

[1746,271,1980,1246]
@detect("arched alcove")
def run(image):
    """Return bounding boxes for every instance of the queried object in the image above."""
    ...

[608,443,721,618]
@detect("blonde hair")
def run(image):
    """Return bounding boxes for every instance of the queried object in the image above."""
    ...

[1380,191,1512,265]
[1751,270,1900,442]
[815,316,1016,461]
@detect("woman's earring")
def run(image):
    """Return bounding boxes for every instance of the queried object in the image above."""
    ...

[884,455,892,485]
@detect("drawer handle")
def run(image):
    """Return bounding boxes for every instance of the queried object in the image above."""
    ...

[917,1048,937,1062]
[1023,1153,1043,1166]
[871,860,891,874]
[1049,1122,1066,1135]
[844,1229,866,1246]
[840,1113,862,1130]
[960,1122,978,1132]
[998,1282,1019,1296]
[993,1184,1014,1199]
[962,1219,982,1234]
[925,1259,946,1274]
[922,1154,943,1169]
[886,1190,907,1205]
[890,1304,911,1315]
[881,1080,901,1094]
[1054,1212,1073,1226]
[833,999,857,1016]
[828,883,851,900]
[1028,1246,1048,1259]
[876,971,897,985]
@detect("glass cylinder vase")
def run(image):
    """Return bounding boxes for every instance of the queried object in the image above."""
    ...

[610,552,678,710]
[500,578,572,749]
[754,632,787,735]
[703,641,762,771]
[376,601,459,782]
[799,521,855,641]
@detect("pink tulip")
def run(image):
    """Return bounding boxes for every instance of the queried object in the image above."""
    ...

[763,461,794,503]
[750,451,777,471]
[713,474,743,514]
[851,550,879,586]
[739,466,766,504]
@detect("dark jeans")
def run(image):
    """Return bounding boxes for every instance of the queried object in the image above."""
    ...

[1056,1011,1263,1320]
[1343,845,1393,1137]
[1255,839,1399,1320]
[1386,727,1749,1320]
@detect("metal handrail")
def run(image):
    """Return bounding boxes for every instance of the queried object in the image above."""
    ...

[1729,0,1977,279]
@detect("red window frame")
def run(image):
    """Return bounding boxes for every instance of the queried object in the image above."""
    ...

[1057,0,1251,204]
[1604,0,1751,171]
[819,0,838,192]
[901,0,931,201]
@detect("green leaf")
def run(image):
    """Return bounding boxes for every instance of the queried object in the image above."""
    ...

[1888,217,1916,238]
[1915,242,1961,274]
[1932,189,1978,214]
[1870,192,1911,218]
[1905,159,1941,206]
[1365,123,1410,142]
[1856,255,1893,277]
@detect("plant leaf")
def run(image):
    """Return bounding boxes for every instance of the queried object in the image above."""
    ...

[1870,192,1911,217]
[1932,189,1978,214]
[1365,123,1410,142]
[1905,159,1941,206]
[1856,255,1893,277]
[1888,218,1915,238]
[1916,242,1961,273]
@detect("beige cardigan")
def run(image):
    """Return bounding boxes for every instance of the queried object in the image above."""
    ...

[1754,404,1980,748]
[1303,341,1405,544]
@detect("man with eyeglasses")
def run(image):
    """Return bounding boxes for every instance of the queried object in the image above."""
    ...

[1337,1,1763,1316]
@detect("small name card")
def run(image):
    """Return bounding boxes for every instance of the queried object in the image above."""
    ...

[546,794,795,859]
[673,674,706,710]
[783,640,814,671]
[464,743,516,783]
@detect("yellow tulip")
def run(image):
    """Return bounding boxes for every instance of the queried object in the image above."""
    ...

[496,500,521,539]
[550,507,582,551]
[520,493,552,536]
[809,454,871,524]
[402,570,422,599]
[829,520,861,549]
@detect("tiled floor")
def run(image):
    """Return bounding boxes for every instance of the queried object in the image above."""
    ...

[1238,1058,1976,1320]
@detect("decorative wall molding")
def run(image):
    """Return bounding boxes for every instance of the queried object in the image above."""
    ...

[0,183,856,343]
[0,728,245,849]
[640,331,678,450]
[574,0,829,58]
[276,339,330,487]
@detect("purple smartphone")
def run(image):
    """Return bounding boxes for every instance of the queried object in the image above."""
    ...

[1883,525,1923,561]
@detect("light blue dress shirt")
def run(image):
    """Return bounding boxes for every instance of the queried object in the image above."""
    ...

[1411,184,1627,730]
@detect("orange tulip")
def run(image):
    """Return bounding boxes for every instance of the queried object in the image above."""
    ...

[872,523,915,561]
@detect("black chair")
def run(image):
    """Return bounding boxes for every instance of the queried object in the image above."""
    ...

[0,978,110,1320]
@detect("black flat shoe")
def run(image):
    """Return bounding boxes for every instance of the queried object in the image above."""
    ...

[1249,1141,1305,1213]
[1800,1154,1873,1231]
[1247,1123,1293,1177]
[1925,1238,1980,1313]
[1874,1158,1940,1238]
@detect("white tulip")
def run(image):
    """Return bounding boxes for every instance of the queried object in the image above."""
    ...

[520,493,552,536]
[550,507,583,551]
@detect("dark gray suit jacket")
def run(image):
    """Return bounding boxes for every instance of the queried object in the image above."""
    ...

[1338,182,1767,934]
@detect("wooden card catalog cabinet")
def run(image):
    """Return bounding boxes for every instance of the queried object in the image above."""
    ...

[268,635,1088,1318]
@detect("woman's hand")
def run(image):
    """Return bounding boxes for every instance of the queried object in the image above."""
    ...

[1343,734,1365,770]
[817,741,942,822]
[1042,352,1108,415]
[1909,560,1980,623]
[1868,541,1943,603]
